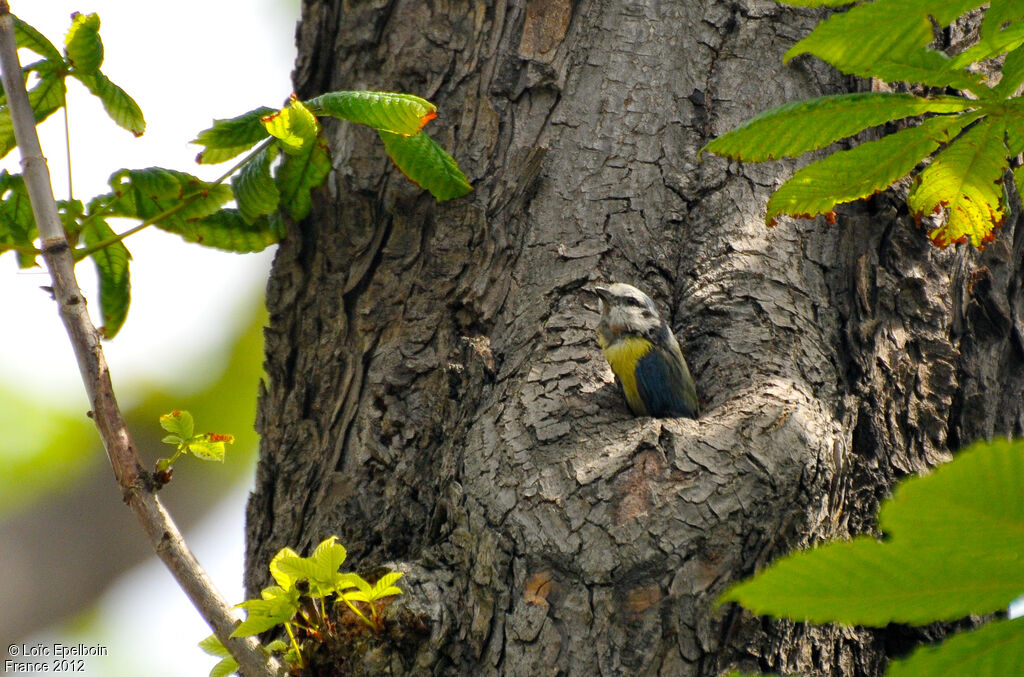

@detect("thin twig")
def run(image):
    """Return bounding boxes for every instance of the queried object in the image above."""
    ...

[0,5,278,675]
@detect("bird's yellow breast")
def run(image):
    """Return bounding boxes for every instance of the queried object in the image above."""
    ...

[601,336,653,416]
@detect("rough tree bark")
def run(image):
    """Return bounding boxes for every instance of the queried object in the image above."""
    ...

[245,1,1024,675]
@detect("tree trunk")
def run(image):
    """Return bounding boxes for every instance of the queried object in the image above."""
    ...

[245,1,1024,675]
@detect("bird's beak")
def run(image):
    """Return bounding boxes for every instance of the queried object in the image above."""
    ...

[593,286,611,302]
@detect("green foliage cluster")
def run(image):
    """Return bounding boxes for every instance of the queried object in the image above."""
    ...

[721,439,1024,676]
[156,409,234,475]
[703,0,1024,248]
[201,536,404,676]
[0,13,471,339]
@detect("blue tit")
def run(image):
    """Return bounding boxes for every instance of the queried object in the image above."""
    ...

[594,283,699,419]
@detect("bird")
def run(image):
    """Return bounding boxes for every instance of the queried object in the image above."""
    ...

[593,282,699,419]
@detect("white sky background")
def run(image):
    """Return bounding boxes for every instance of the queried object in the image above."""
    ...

[2,1,299,675]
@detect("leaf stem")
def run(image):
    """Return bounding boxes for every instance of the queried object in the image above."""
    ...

[63,98,73,200]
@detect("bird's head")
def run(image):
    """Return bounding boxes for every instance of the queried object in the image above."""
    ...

[593,282,664,343]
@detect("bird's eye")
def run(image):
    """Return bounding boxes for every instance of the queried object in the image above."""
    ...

[627,297,645,308]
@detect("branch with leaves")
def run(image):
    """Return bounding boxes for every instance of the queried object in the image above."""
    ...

[0,12,470,339]
[702,0,1024,248]
[0,6,472,675]
[0,7,279,676]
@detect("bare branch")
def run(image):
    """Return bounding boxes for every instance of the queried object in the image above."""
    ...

[0,4,278,675]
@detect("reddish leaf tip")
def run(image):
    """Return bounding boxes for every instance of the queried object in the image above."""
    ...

[419,111,437,130]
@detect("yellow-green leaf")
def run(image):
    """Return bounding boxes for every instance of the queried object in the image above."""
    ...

[276,137,331,221]
[703,93,976,162]
[887,616,1024,677]
[192,107,275,165]
[784,0,985,84]
[0,171,37,268]
[233,143,279,224]
[379,130,472,202]
[13,17,63,63]
[64,12,103,74]
[307,90,437,136]
[0,68,68,160]
[311,536,347,574]
[261,95,319,154]
[73,70,145,137]
[269,547,300,589]
[766,113,978,224]
[159,411,194,439]
[907,117,1010,247]
[185,433,233,462]
[82,218,131,338]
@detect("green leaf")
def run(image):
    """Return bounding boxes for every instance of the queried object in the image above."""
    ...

[995,45,1024,98]
[311,536,347,575]
[161,435,182,445]
[887,616,1024,677]
[380,130,472,202]
[183,433,233,462]
[73,70,145,136]
[233,143,279,223]
[765,113,978,224]
[276,136,331,221]
[175,208,283,253]
[983,1,1024,40]
[82,218,131,338]
[269,547,300,589]
[275,556,323,583]
[702,93,976,162]
[949,21,1024,71]
[159,411,195,440]
[0,67,68,160]
[306,90,437,136]
[775,0,855,6]
[721,440,1024,625]
[720,535,1022,625]
[231,596,298,637]
[333,571,368,593]
[197,634,230,659]
[264,640,288,653]
[862,45,985,92]
[192,107,275,165]
[64,12,103,74]
[342,590,373,604]
[372,571,403,593]
[209,657,239,677]
[58,199,85,242]
[261,96,319,154]
[784,0,986,84]
[880,439,1024,552]
[907,117,1009,247]
[107,167,232,232]
[371,571,404,598]
[0,171,37,267]
[13,17,63,63]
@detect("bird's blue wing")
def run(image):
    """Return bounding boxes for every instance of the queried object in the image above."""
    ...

[635,344,699,418]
